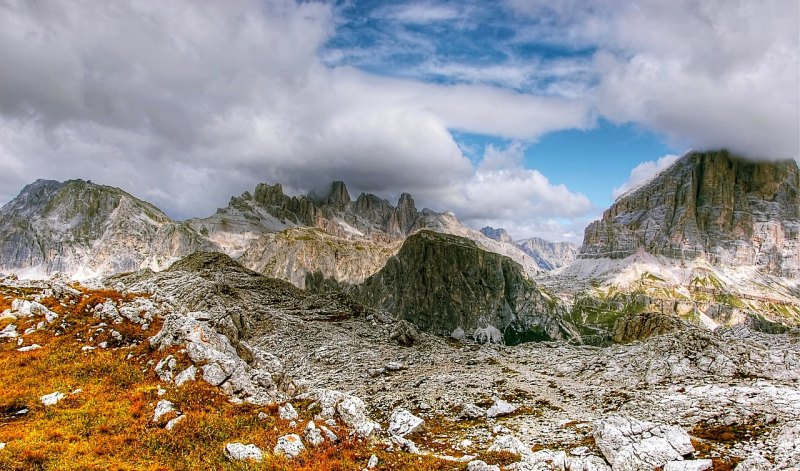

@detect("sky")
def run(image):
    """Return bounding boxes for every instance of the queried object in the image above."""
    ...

[0,0,797,243]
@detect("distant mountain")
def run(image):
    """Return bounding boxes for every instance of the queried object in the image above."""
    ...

[191,181,541,287]
[479,226,577,270]
[0,179,215,279]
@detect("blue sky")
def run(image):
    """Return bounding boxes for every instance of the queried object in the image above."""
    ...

[0,0,796,242]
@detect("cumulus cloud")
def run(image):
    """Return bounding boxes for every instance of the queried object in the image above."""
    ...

[508,0,800,161]
[612,154,681,199]
[0,0,592,225]
[418,143,594,242]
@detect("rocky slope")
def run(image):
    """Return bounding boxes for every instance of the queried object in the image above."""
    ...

[354,230,578,344]
[581,150,800,278]
[6,252,799,469]
[0,179,215,279]
[480,226,578,270]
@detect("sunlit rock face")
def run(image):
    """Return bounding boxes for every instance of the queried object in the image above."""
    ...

[581,150,800,278]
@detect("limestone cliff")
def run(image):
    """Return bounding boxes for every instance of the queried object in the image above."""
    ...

[581,150,800,278]
[0,179,215,279]
[354,230,579,344]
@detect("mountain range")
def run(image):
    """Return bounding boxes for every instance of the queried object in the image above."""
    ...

[1,150,798,344]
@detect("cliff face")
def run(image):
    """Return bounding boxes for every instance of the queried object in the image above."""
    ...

[355,230,579,344]
[581,151,800,278]
[0,179,215,278]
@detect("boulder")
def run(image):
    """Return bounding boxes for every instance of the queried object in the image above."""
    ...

[486,398,517,418]
[488,435,532,460]
[388,408,424,437]
[389,320,419,346]
[40,391,65,406]
[305,389,381,438]
[274,434,306,458]
[224,442,263,461]
[467,460,501,471]
[734,454,772,471]
[664,460,713,471]
[775,422,800,469]
[153,400,175,422]
[279,403,298,421]
[304,421,325,447]
[593,416,694,471]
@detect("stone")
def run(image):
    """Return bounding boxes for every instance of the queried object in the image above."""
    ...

[0,324,17,339]
[488,434,532,460]
[528,450,568,470]
[165,415,185,431]
[304,421,324,447]
[388,408,424,437]
[153,400,175,422]
[467,460,501,471]
[664,460,713,471]
[224,442,263,462]
[389,320,419,346]
[17,344,42,352]
[486,398,517,418]
[155,355,176,382]
[367,454,379,468]
[389,435,420,454]
[0,443,5,450]
[775,422,800,469]
[568,455,612,471]
[274,434,306,458]
[593,416,694,471]
[174,365,197,387]
[279,402,299,421]
[307,389,381,438]
[40,392,65,406]
[734,454,772,471]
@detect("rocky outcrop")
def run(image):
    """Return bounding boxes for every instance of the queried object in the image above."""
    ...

[611,312,691,344]
[581,151,800,278]
[0,179,215,279]
[354,230,579,344]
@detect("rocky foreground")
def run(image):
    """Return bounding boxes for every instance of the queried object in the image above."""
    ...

[2,253,798,470]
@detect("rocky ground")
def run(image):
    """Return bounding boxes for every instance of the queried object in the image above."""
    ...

[2,254,799,470]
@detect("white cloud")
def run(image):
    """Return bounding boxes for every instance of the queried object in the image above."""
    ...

[375,3,465,23]
[508,0,800,161]
[0,0,590,223]
[612,154,680,199]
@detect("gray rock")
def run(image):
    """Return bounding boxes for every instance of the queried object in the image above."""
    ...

[279,402,299,421]
[367,454,379,468]
[775,422,800,469]
[274,434,306,458]
[306,389,381,438]
[224,442,263,462]
[304,421,325,447]
[734,454,772,471]
[174,365,197,387]
[593,416,694,471]
[155,355,176,382]
[467,460,501,471]
[568,455,611,471]
[664,460,713,471]
[488,434,532,460]
[153,400,175,422]
[486,398,517,418]
[165,415,185,431]
[40,391,65,406]
[388,408,424,437]
[390,320,419,346]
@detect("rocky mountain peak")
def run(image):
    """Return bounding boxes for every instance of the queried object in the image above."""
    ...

[480,226,513,244]
[581,150,800,277]
[325,180,351,210]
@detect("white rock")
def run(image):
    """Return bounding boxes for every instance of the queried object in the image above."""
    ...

[274,434,306,458]
[488,434,532,460]
[367,454,379,468]
[385,361,404,371]
[224,442,263,462]
[174,365,197,387]
[467,460,501,471]
[664,460,713,471]
[40,391,65,406]
[775,422,800,469]
[320,425,338,443]
[165,415,185,431]
[593,416,694,471]
[388,408,424,437]
[529,449,568,470]
[155,355,176,382]
[734,454,772,471]
[308,389,381,438]
[486,398,517,418]
[390,435,420,454]
[305,421,325,447]
[153,400,175,422]
[17,344,41,352]
[460,403,486,419]
[0,324,17,339]
[568,455,612,471]
[279,402,299,421]
[0,443,5,450]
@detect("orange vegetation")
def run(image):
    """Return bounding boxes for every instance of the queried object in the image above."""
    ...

[0,284,458,470]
